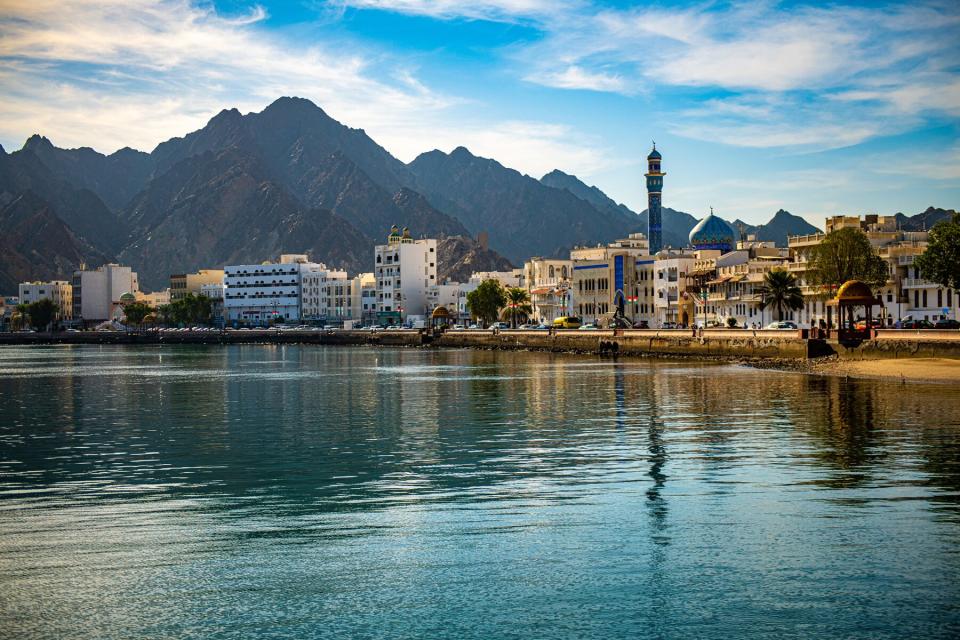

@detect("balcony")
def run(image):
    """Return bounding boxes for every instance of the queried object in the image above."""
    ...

[786,262,808,272]
[901,278,938,289]
[787,233,825,247]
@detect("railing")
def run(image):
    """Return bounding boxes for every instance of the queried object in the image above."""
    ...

[787,233,826,245]
[901,278,937,288]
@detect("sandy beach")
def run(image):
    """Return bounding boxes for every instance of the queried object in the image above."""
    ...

[810,357,960,383]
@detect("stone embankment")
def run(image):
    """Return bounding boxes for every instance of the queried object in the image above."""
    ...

[2,328,959,361]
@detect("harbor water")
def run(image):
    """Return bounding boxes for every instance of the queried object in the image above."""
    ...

[1,345,958,638]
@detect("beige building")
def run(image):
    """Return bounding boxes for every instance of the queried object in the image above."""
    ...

[136,289,170,308]
[786,214,943,326]
[18,281,73,320]
[170,270,224,302]
[571,234,656,326]
[524,258,572,323]
[72,264,139,324]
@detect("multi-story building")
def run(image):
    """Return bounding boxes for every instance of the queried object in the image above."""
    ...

[300,264,349,323]
[71,264,139,325]
[571,234,655,326]
[469,269,525,289]
[169,270,224,302]
[786,214,950,326]
[199,283,225,327]
[524,258,573,323]
[224,254,313,326]
[701,248,791,327]
[356,274,378,325]
[18,281,73,320]
[136,289,170,308]
[375,226,437,324]
[653,251,701,326]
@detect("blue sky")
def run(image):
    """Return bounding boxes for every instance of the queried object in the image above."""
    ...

[1,0,958,227]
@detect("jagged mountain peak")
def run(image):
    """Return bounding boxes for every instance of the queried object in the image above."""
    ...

[22,134,54,152]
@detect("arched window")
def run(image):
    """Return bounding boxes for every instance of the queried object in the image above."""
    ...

[562,266,568,279]
[549,265,555,278]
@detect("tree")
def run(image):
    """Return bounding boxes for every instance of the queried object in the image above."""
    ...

[915,211,960,290]
[501,287,533,328]
[159,294,212,326]
[11,303,29,331]
[808,227,889,293]
[757,269,805,322]
[726,317,738,328]
[122,301,154,329]
[466,280,506,327]
[26,299,57,331]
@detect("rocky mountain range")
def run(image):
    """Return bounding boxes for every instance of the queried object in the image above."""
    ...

[0,95,949,293]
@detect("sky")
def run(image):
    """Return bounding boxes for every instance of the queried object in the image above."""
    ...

[0,0,958,227]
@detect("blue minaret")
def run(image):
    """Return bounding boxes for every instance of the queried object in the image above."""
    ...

[645,143,664,255]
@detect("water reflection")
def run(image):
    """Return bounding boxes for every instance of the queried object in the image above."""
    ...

[1,345,959,639]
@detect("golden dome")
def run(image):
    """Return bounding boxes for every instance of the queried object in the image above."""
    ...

[835,280,875,302]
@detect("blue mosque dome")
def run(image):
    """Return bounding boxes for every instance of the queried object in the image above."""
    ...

[689,208,735,252]
[647,146,661,160]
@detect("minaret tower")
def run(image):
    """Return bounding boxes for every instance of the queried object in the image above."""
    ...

[645,142,665,255]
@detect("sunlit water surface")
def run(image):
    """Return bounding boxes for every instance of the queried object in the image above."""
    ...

[1,345,959,639]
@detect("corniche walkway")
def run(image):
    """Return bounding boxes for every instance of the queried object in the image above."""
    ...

[2,328,960,362]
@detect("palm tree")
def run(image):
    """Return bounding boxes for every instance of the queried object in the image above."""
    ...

[501,287,533,328]
[757,269,804,322]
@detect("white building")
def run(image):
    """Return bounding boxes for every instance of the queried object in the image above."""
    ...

[375,226,437,324]
[71,264,139,324]
[653,251,699,326]
[469,269,525,289]
[200,282,225,327]
[300,263,349,323]
[18,281,73,320]
[224,254,313,326]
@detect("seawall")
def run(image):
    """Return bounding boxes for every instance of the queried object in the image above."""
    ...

[435,329,817,359]
[2,329,959,361]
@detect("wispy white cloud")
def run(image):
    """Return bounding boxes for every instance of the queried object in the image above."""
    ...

[0,0,457,152]
[327,0,570,22]
[498,1,960,149]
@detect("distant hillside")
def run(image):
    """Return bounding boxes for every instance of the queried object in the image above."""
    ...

[437,236,513,283]
[408,147,634,263]
[895,207,956,231]
[0,191,109,293]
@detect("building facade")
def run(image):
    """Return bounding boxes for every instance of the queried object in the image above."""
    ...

[199,283,225,327]
[18,281,73,320]
[169,270,224,302]
[224,255,311,326]
[375,226,437,324]
[523,258,572,323]
[71,264,139,324]
[571,234,655,326]
[787,214,953,326]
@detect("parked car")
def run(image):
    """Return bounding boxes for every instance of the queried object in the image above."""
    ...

[764,321,798,330]
[854,320,884,331]
[468,323,480,329]
[535,323,551,330]
[491,322,511,330]
[552,316,583,329]
[934,319,960,329]
[632,320,650,329]
[898,318,934,329]
[578,323,600,331]
[450,325,466,331]
[660,322,678,329]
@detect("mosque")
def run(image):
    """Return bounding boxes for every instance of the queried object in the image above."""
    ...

[688,207,736,253]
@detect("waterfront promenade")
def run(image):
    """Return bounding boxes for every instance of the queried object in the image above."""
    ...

[3,327,960,362]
